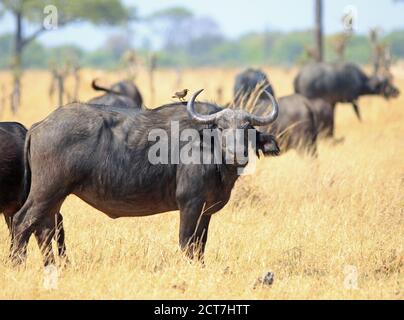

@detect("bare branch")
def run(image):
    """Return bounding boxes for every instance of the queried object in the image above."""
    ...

[21,19,74,47]
[21,25,45,47]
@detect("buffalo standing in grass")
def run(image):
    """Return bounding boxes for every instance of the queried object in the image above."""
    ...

[11,90,280,266]
[234,68,276,99]
[89,79,143,108]
[234,69,317,156]
[306,98,336,140]
[294,62,400,138]
[0,122,67,259]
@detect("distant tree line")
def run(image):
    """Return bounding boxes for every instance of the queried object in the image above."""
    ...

[1,2,404,72]
[1,29,404,70]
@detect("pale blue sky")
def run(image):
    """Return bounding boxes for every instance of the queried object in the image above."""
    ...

[1,0,403,50]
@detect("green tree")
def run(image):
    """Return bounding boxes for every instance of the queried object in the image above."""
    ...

[0,33,48,69]
[271,32,313,65]
[148,7,194,50]
[0,0,134,112]
[0,33,13,69]
[386,30,404,57]
[47,45,84,66]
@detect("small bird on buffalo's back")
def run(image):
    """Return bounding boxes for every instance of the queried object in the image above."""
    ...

[172,89,188,101]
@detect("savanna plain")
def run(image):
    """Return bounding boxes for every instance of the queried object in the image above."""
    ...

[0,66,403,299]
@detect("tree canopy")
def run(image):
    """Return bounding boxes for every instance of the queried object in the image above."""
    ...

[0,0,134,25]
[0,3,404,70]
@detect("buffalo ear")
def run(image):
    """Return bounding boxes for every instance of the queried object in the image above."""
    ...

[256,133,280,157]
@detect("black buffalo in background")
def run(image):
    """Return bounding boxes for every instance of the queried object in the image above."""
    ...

[294,62,400,138]
[89,79,144,108]
[0,122,67,260]
[234,68,276,99]
[234,68,317,156]
[305,98,335,140]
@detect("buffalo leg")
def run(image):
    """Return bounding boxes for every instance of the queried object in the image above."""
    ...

[34,214,56,267]
[327,104,346,144]
[328,117,335,138]
[4,212,13,233]
[307,143,318,158]
[55,212,68,262]
[352,101,361,122]
[12,196,64,266]
[35,211,68,265]
[10,200,36,265]
[4,211,15,257]
[324,103,336,139]
[179,203,212,261]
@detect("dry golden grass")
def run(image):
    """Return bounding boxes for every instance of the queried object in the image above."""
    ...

[0,66,403,299]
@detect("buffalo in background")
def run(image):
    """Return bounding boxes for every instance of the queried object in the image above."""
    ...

[234,68,276,99]
[306,98,346,142]
[89,79,144,108]
[234,68,317,156]
[294,62,400,138]
[0,122,27,228]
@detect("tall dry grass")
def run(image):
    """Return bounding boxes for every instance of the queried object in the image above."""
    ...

[0,66,403,299]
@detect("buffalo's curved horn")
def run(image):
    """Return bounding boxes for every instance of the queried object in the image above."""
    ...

[246,90,279,126]
[187,89,223,124]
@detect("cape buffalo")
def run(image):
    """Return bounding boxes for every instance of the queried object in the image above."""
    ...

[234,68,276,100]
[11,90,280,266]
[307,98,335,139]
[273,94,317,156]
[89,79,143,108]
[0,122,67,259]
[234,69,317,156]
[294,62,400,136]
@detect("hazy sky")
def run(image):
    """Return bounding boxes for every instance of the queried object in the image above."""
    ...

[1,0,403,50]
